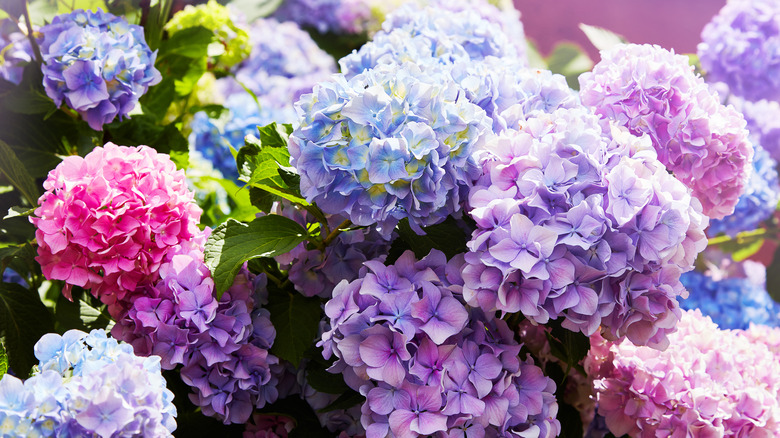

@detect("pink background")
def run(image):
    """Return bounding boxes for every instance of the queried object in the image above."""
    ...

[514,0,728,59]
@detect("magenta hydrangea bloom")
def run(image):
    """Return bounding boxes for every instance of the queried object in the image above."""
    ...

[38,9,161,130]
[698,0,780,102]
[30,143,202,317]
[587,310,780,437]
[579,43,753,220]
[463,105,708,348]
[320,250,560,437]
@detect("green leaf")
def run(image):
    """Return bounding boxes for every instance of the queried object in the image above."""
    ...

[56,0,107,13]
[140,77,176,119]
[266,286,322,366]
[545,42,593,90]
[766,245,780,304]
[392,217,470,261]
[159,26,215,59]
[0,340,7,378]
[0,282,54,376]
[709,228,768,262]
[105,115,188,169]
[306,361,351,394]
[0,139,40,206]
[257,122,291,149]
[174,57,207,96]
[249,186,274,212]
[579,23,627,52]
[544,319,589,375]
[204,216,308,297]
[3,206,34,220]
[227,0,283,21]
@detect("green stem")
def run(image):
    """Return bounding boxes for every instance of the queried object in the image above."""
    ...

[322,219,352,247]
[21,0,42,64]
[707,228,770,246]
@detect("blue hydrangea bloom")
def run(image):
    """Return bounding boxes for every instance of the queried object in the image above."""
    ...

[289,62,491,236]
[190,93,296,179]
[679,270,780,330]
[272,0,370,34]
[2,268,28,288]
[698,0,780,102]
[0,329,176,437]
[708,143,780,237]
[38,9,161,130]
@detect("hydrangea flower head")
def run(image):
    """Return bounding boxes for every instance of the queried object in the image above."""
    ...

[0,19,34,85]
[579,43,753,219]
[708,143,780,236]
[463,105,708,348]
[0,329,176,437]
[164,0,250,70]
[272,0,373,34]
[731,97,780,163]
[225,18,336,106]
[320,249,560,437]
[38,9,161,130]
[588,310,780,437]
[698,0,780,102]
[289,62,491,235]
[30,143,202,309]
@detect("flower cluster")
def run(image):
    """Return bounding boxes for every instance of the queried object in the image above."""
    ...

[320,250,560,438]
[732,97,780,163]
[226,18,336,108]
[587,310,780,437]
[579,43,753,219]
[679,260,779,330]
[708,143,780,236]
[164,0,250,70]
[272,0,375,34]
[111,235,280,425]
[38,9,161,130]
[698,0,780,102]
[288,61,491,236]
[30,143,202,313]
[463,106,708,348]
[190,93,296,179]
[0,329,176,437]
[273,202,394,298]
[339,1,527,130]
[0,19,34,85]
[243,414,295,438]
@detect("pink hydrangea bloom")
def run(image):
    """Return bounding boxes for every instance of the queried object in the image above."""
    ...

[588,310,780,437]
[579,43,753,220]
[31,143,202,306]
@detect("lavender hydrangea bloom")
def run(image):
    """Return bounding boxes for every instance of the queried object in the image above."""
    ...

[464,104,708,349]
[698,0,780,102]
[731,97,780,163]
[224,18,336,107]
[38,9,160,130]
[190,93,296,179]
[708,143,780,236]
[110,233,280,425]
[320,249,560,437]
[0,329,176,437]
[580,43,753,220]
[0,19,34,85]
[679,262,780,330]
[289,62,491,236]
[273,0,372,34]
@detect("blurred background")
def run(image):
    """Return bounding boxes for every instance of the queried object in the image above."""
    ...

[515,0,728,59]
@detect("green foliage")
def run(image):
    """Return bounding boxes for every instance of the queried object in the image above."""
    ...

[226,0,283,22]
[52,288,113,333]
[105,115,189,169]
[0,282,54,376]
[204,216,308,297]
[544,319,589,375]
[708,228,768,262]
[766,244,780,303]
[266,283,322,366]
[545,42,593,90]
[0,140,40,207]
[0,340,7,378]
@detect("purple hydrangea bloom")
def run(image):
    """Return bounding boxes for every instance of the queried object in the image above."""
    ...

[38,9,161,130]
[580,43,753,220]
[289,62,491,236]
[731,97,780,164]
[0,329,176,437]
[223,18,336,108]
[0,19,34,85]
[273,0,372,34]
[708,143,780,236]
[698,0,780,102]
[110,232,281,425]
[464,105,708,349]
[320,249,560,437]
